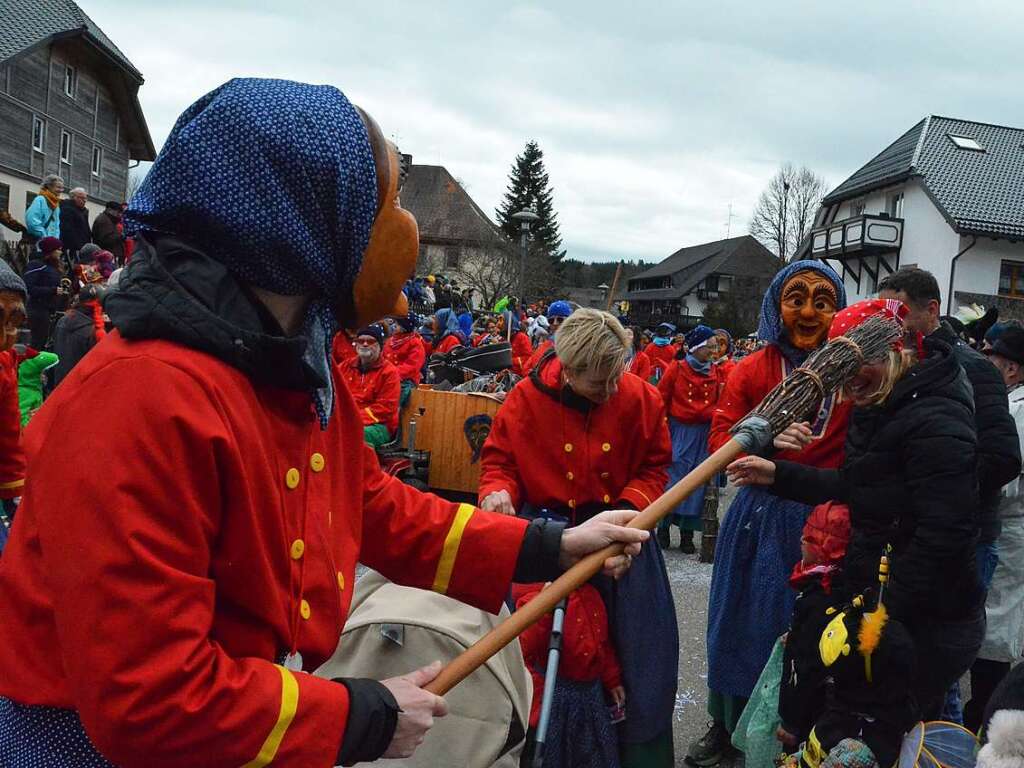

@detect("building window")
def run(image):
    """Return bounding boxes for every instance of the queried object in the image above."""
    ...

[64,65,77,97]
[948,134,984,152]
[849,198,865,217]
[60,131,72,164]
[0,182,9,214]
[888,192,904,219]
[92,146,102,176]
[999,261,1024,298]
[444,246,460,269]
[32,117,44,152]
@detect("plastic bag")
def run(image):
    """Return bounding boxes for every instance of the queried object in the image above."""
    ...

[733,637,785,768]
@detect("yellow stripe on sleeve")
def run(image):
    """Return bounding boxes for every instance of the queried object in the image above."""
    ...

[0,478,25,490]
[241,665,299,768]
[431,503,475,595]
[364,407,379,423]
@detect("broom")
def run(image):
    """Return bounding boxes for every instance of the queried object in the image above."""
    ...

[426,312,903,696]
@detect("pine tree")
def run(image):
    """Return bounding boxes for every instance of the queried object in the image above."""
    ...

[495,141,564,260]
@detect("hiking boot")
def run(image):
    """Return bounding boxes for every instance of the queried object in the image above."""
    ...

[656,525,671,549]
[686,720,734,766]
[680,530,696,554]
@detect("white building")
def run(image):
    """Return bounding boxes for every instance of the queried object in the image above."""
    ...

[804,116,1024,316]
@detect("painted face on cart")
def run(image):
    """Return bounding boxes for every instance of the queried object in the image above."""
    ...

[0,291,26,352]
[780,271,839,351]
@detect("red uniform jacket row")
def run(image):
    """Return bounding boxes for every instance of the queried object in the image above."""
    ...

[709,344,850,467]
[627,349,652,382]
[0,332,531,768]
[514,582,622,728]
[0,348,24,499]
[479,354,671,515]
[339,356,402,434]
[383,330,426,384]
[658,358,725,424]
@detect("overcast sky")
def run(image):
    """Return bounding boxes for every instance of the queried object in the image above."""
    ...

[85,0,1024,264]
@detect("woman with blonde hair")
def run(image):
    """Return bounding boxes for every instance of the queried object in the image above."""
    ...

[480,307,678,767]
[727,298,986,729]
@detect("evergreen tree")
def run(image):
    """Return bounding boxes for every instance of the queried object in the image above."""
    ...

[496,141,564,260]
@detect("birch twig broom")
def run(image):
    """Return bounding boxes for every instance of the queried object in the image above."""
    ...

[426,313,903,696]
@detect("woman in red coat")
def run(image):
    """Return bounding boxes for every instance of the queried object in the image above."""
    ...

[712,328,737,381]
[625,326,652,382]
[479,308,677,768]
[431,306,465,355]
[644,322,678,383]
[383,312,426,404]
[0,79,647,768]
[498,309,533,376]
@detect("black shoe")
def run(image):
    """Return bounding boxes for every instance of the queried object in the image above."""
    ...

[680,530,696,554]
[686,720,734,766]
[657,525,671,549]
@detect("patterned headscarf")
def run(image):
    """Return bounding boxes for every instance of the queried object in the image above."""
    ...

[124,78,378,427]
[434,308,465,342]
[829,298,911,352]
[685,324,715,351]
[756,260,846,344]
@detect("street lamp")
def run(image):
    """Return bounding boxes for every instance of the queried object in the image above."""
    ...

[511,207,540,303]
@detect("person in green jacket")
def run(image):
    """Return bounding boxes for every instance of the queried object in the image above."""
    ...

[17,347,59,426]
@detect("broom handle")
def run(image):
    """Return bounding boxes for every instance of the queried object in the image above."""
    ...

[425,436,746,696]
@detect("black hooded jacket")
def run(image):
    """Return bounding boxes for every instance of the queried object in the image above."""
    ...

[772,337,983,624]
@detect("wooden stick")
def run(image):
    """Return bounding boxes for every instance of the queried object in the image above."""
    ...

[605,263,623,312]
[425,436,745,695]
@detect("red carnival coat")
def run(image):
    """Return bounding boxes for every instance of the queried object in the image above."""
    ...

[479,354,671,516]
[627,349,653,382]
[514,582,622,728]
[383,331,426,384]
[339,356,402,434]
[522,339,553,376]
[0,331,530,768]
[715,357,737,381]
[331,331,357,365]
[433,333,462,356]
[0,349,24,499]
[658,358,725,424]
[709,344,850,467]
[644,342,678,379]
[509,331,533,376]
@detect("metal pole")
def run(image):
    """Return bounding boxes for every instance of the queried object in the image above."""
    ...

[519,225,528,303]
[532,598,567,768]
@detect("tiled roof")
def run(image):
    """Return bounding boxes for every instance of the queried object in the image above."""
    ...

[823,116,1024,240]
[402,164,510,249]
[0,0,140,78]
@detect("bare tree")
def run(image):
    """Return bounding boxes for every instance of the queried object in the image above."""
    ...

[456,242,562,309]
[125,165,149,202]
[749,163,828,265]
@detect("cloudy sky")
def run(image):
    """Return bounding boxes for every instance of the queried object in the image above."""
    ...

[85,0,1024,263]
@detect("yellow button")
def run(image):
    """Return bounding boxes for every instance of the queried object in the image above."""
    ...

[602,442,611,452]
[600,472,609,479]
[300,599,311,620]
[564,443,573,453]
[290,539,305,560]
[310,453,325,472]
[566,471,574,481]
[285,468,301,489]
[603,494,611,503]
[337,572,346,590]
[568,499,576,509]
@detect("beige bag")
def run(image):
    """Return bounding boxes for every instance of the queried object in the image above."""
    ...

[316,570,532,768]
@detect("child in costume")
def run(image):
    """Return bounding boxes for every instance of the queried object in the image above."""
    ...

[644,323,678,383]
[515,582,625,768]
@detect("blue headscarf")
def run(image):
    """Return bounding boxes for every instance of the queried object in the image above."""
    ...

[435,307,465,342]
[756,260,846,345]
[685,324,715,351]
[458,311,474,339]
[125,78,378,427]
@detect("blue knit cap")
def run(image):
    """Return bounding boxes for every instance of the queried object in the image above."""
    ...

[546,300,572,319]
[685,324,716,350]
[756,260,846,344]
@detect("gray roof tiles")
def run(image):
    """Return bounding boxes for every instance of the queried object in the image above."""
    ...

[823,115,1024,240]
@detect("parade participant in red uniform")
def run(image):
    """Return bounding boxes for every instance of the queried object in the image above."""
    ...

[431,306,465,354]
[0,79,649,768]
[522,299,572,375]
[332,327,358,365]
[384,312,426,405]
[644,322,678,382]
[655,325,723,554]
[479,308,677,768]
[625,326,652,382]
[0,261,27,541]
[712,328,736,380]
[690,261,849,767]
[499,309,533,376]
[340,323,401,447]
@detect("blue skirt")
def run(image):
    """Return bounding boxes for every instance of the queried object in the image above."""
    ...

[596,534,679,745]
[542,679,621,768]
[0,698,114,767]
[666,419,711,521]
[705,486,810,698]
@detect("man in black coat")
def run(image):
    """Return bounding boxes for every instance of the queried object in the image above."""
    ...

[91,201,125,264]
[58,188,92,260]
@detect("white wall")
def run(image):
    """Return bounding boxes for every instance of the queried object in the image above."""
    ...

[897,180,960,302]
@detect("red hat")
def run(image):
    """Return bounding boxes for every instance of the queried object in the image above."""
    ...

[37,236,63,255]
[828,298,910,351]
[802,500,851,565]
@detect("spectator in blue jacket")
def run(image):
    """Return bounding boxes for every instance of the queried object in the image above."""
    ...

[24,175,63,242]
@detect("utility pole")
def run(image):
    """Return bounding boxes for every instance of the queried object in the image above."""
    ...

[511,207,540,303]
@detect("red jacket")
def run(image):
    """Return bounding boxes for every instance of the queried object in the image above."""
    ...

[627,349,652,382]
[433,334,462,356]
[331,331,356,365]
[709,344,850,467]
[522,339,553,376]
[383,331,426,384]
[479,354,671,515]
[0,331,529,768]
[339,356,401,434]
[715,357,737,381]
[644,342,678,379]
[514,583,622,728]
[0,349,24,499]
[658,358,725,424]
[509,331,532,376]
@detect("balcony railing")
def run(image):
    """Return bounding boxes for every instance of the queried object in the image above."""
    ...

[810,213,903,259]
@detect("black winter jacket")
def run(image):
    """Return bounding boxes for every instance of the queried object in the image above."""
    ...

[51,305,100,387]
[58,200,91,256]
[772,338,983,624]
[931,323,1021,544]
[22,259,62,313]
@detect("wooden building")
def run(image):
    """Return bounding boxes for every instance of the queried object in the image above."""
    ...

[0,0,155,225]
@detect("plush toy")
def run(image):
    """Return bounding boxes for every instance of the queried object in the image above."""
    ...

[978,663,1024,768]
